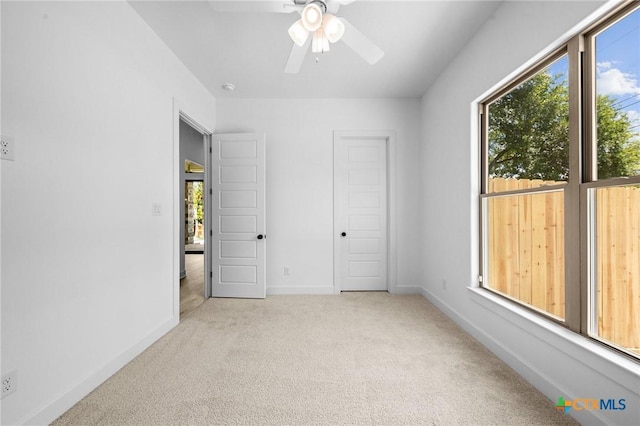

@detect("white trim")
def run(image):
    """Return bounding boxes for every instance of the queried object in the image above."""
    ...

[267,286,335,295]
[419,286,596,425]
[392,285,423,295]
[388,131,398,294]
[466,287,639,392]
[333,130,397,294]
[23,317,177,425]
[173,99,214,319]
[203,134,212,299]
[417,285,639,426]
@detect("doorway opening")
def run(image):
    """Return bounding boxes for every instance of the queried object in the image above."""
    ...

[179,119,208,317]
[185,164,204,254]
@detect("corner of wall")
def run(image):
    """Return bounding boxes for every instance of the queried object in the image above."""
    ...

[24,317,178,425]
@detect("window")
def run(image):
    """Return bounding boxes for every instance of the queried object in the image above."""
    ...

[482,54,569,320]
[480,2,640,359]
[587,4,640,356]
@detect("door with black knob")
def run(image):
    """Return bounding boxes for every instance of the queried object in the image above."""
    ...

[211,133,266,298]
[334,132,389,292]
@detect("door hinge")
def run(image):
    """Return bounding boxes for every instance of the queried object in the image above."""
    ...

[209,146,212,153]
[210,271,213,278]
[210,230,213,236]
[210,188,213,195]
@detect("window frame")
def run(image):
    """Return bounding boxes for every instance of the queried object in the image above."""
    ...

[478,0,640,360]
[479,46,573,328]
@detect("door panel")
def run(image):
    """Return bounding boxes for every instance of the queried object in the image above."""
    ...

[211,133,266,298]
[349,238,380,254]
[220,265,257,283]
[335,135,388,291]
[220,241,257,258]
[220,190,257,208]
[220,215,257,234]
[220,166,257,183]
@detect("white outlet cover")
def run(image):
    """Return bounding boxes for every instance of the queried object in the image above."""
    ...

[1,135,15,161]
[1,370,17,398]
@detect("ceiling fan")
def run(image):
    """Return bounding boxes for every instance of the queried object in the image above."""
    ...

[209,0,384,74]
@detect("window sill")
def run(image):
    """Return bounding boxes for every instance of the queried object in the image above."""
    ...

[467,286,639,391]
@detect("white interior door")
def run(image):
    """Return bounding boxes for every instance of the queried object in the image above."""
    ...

[334,133,388,291]
[211,133,266,298]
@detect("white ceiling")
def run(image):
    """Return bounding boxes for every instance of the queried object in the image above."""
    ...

[129,0,503,98]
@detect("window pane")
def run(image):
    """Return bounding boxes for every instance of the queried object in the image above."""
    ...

[595,8,640,180]
[590,185,640,355]
[484,190,565,319]
[487,55,569,191]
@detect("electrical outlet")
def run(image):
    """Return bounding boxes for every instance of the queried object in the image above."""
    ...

[2,370,17,398]
[1,136,15,161]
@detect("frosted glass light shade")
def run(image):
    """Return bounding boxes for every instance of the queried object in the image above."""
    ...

[288,19,309,46]
[322,14,344,43]
[301,3,323,31]
[312,28,330,53]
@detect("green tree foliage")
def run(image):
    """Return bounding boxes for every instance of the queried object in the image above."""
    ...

[489,73,569,180]
[193,182,204,225]
[488,71,640,181]
[596,95,640,179]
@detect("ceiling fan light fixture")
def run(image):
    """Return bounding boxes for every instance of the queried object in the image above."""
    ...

[322,14,344,43]
[312,28,330,53]
[301,2,323,31]
[288,19,309,46]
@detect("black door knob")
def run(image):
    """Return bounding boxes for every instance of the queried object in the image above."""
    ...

[341,232,347,237]
[257,234,264,240]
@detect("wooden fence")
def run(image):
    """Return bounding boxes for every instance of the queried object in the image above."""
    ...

[486,177,639,353]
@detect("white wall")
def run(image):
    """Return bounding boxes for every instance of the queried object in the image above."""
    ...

[1,2,215,424]
[420,1,639,425]
[216,98,422,294]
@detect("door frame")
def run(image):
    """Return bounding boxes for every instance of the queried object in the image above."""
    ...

[333,130,397,294]
[173,101,213,321]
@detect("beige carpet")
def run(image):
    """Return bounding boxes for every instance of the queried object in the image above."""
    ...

[53,293,577,425]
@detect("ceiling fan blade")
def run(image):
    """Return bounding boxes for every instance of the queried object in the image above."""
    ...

[208,1,300,14]
[339,18,384,65]
[284,37,311,74]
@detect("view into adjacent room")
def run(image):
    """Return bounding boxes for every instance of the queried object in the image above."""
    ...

[180,120,207,317]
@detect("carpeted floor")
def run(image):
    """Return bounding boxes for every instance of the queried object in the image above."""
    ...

[53,293,577,425]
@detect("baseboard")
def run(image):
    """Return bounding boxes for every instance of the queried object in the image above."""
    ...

[390,285,423,295]
[24,316,179,426]
[420,287,567,391]
[267,286,335,295]
[418,286,618,426]
[266,286,423,296]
